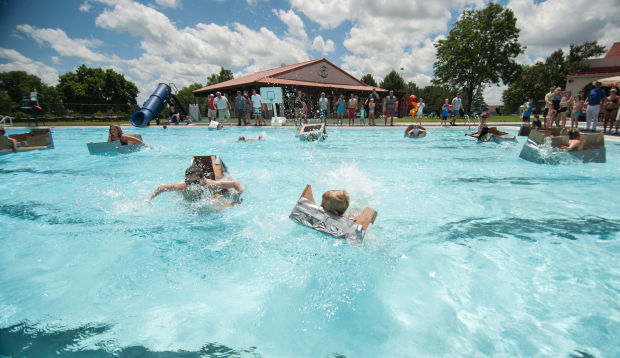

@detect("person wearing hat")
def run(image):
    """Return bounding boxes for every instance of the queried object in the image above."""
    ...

[585,81,606,132]
[150,165,243,203]
[207,93,217,123]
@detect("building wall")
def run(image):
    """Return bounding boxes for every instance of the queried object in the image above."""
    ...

[275,61,363,86]
[566,72,620,95]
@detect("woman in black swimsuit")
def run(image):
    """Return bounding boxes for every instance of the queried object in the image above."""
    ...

[108,124,149,147]
[603,88,619,134]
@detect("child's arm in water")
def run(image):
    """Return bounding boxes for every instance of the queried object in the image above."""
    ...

[150,183,186,200]
[204,179,243,194]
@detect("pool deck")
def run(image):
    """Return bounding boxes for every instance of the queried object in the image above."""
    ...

[6,121,620,142]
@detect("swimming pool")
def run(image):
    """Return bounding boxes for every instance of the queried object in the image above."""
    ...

[1,127,618,357]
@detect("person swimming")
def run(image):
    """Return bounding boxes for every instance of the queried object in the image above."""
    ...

[465,125,491,142]
[108,124,150,147]
[150,164,243,208]
[238,135,263,142]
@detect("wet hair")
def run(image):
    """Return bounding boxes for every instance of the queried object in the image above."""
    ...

[478,126,489,140]
[567,128,580,140]
[238,136,246,141]
[0,126,5,135]
[184,165,204,183]
[321,190,350,216]
[108,124,123,141]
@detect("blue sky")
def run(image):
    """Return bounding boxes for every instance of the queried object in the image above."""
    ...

[1,0,618,104]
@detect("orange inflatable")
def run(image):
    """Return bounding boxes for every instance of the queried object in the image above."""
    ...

[408,95,418,115]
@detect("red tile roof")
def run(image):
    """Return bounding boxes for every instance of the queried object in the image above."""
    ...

[193,58,386,95]
[567,66,620,76]
[604,42,620,58]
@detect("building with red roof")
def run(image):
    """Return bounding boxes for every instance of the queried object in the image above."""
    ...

[193,58,386,118]
[566,42,620,94]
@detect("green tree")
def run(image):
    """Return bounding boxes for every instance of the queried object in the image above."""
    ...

[0,91,14,114]
[207,67,234,86]
[407,81,420,95]
[379,70,406,94]
[176,83,206,110]
[360,73,378,87]
[418,85,456,114]
[57,65,138,114]
[433,2,523,114]
[0,71,45,105]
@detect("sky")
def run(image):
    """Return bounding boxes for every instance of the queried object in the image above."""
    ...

[0,0,619,105]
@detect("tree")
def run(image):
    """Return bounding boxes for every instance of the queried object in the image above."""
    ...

[360,74,378,87]
[176,83,207,110]
[433,2,523,114]
[207,67,234,86]
[418,85,456,114]
[0,71,45,105]
[379,70,406,94]
[407,81,420,95]
[57,65,138,114]
[502,41,606,113]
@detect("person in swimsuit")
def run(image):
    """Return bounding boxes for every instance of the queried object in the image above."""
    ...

[150,165,243,208]
[570,95,582,129]
[559,91,571,128]
[107,125,149,147]
[347,93,357,126]
[465,124,491,142]
[336,94,345,125]
[547,87,561,128]
[602,88,619,134]
[405,124,427,138]
[441,98,449,126]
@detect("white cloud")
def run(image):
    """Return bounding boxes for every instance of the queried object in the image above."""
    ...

[79,1,92,12]
[0,48,59,85]
[508,0,620,61]
[51,56,61,64]
[484,84,508,105]
[273,9,308,41]
[311,35,335,55]
[16,24,115,63]
[155,0,180,8]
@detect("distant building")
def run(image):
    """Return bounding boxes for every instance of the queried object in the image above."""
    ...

[193,58,386,118]
[566,42,620,94]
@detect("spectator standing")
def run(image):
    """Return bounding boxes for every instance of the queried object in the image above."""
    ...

[214,91,231,123]
[602,88,618,134]
[234,91,245,126]
[366,88,380,121]
[441,98,449,126]
[383,90,397,126]
[242,92,251,126]
[207,94,217,122]
[336,94,345,125]
[318,92,329,124]
[347,93,357,126]
[450,94,464,126]
[585,81,606,132]
[543,86,554,119]
[522,98,534,123]
[250,89,264,126]
[294,90,307,126]
[416,98,425,125]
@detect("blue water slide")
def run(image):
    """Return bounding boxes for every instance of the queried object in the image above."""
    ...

[130,83,171,126]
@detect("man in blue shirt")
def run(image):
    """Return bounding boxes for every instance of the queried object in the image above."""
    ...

[585,81,606,132]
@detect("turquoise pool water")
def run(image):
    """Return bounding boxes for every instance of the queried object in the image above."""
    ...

[0,127,618,357]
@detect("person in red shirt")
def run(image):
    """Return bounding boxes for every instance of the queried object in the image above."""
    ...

[207,94,217,123]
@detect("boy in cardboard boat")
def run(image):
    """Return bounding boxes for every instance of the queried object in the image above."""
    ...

[0,127,18,152]
[150,156,243,208]
[289,184,377,241]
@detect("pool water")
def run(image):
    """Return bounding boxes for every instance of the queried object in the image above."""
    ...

[0,127,618,357]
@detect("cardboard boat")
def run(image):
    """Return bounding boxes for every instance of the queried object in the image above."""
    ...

[289,184,377,242]
[191,155,230,180]
[296,123,327,141]
[518,125,562,137]
[87,134,145,155]
[0,128,54,155]
[488,127,518,144]
[519,129,605,164]
[208,121,224,130]
[404,125,427,138]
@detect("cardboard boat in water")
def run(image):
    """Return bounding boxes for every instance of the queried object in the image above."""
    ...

[519,129,605,164]
[0,128,54,155]
[518,125,562,137]
[289,184,377,242]
[296,123,327,141]
[208,120,224,130]
[404,125,427,138]
[87,134,145,155]
[488,127,518,144]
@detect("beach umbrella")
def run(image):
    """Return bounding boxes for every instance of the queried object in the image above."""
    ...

[592,76,620,87]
